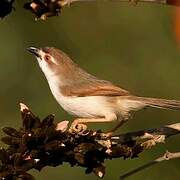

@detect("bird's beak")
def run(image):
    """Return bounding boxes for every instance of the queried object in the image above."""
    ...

[26,47,41,58]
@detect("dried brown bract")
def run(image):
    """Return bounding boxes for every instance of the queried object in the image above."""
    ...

[24,0,65,20]
[0,0,15,18]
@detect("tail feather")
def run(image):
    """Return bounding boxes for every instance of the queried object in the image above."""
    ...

[127,96,180,111]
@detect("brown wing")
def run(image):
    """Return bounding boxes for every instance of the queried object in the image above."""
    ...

[61,80,130,97]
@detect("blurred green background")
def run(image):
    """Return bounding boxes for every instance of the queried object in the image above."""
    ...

[0,1,180,179]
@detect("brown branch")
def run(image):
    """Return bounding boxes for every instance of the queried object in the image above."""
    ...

[65,0,180,6]
[119,151,180,180]
[113,122,180,149]
[0,103,179,179]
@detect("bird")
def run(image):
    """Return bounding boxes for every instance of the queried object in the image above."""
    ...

[27,46,180,134]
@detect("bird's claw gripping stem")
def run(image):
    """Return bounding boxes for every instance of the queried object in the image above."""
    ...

[69,120,88,135]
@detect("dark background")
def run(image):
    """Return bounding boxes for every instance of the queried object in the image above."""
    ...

[0,1,179,180]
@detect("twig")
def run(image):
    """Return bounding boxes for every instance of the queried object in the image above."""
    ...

[2,0,180,19]
[28,0,180,20]
[113,122,180,149]
[66,0,180,6]
[119,151,180,180]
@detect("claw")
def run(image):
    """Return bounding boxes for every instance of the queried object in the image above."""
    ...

[69,121,88,135]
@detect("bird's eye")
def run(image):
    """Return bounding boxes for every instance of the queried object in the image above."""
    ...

[44,55,51,62]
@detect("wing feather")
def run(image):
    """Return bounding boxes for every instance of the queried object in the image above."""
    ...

[61,80,130,97]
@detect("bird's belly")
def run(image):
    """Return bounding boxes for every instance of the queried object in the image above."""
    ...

[48,82,116,118]
[56,95,114,118]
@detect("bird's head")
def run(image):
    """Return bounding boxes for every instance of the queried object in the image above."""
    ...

[27,46,78,82]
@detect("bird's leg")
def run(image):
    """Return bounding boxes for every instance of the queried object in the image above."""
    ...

[129,0,139,5]
[70,114,117,135]
[106,113,133,136]
[59,0,72,7]
[105,119,128,137]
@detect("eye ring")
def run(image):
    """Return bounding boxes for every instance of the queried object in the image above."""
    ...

[44,55,51,62]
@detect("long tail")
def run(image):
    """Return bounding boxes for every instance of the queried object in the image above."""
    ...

[125,96,180,111]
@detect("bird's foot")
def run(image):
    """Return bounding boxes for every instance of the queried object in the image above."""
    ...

[69,120,88,135]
